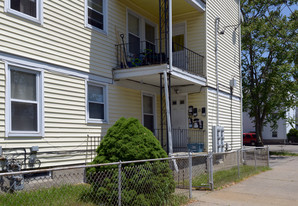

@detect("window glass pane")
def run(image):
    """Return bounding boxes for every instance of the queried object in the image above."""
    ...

[144,114,154,132]
[88,85,103,102]
[88,0,103,13]
[145,23,155,43]
[11,0,37,17]
[11,102,37,131]
[89,103,104,119]
[143,95,153,114]
[88,8,103,30]
[128,13,139,36]
[11,69,36,101]
[128,34,140,55]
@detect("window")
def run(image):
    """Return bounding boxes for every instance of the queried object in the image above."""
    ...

[272,131,278,138]
[5,0,43,23]
[128,13,140,55]
[6,65,43,137]
[87,83,107,123]
[85,0,107,33]
[127,11,156,56]
[142,94,155,133]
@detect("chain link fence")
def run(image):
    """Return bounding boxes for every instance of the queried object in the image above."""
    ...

[0,147,269,205]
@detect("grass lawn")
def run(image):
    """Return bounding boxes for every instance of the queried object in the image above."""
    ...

[192,165,270,189]
[0,183,188,206]
[0,184,96,206]
[269,151,298,156]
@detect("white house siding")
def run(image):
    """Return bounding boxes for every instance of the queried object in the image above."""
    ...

[205,0,241,96]
[243,108,296,143]
[205,0,241,151]
[207,91,241,151]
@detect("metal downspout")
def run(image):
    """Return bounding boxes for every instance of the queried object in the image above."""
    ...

[239,0,243,149]
[215,17,220,126]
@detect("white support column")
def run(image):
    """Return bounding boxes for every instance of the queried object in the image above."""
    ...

[169,0,173,71]
[163,71,173,155]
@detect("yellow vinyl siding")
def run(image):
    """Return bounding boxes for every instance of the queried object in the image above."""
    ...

[188,91,208,149]
[0,60,147,166]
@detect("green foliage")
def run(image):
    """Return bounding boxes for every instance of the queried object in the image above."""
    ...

[241,0,298,144]
[287,128,298,143]
[0,184,95,206]
[192,165,270,189]
[269,151,298,156]
[86,117,175,205]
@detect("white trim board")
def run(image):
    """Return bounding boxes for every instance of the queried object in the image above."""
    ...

[0,52,113,84]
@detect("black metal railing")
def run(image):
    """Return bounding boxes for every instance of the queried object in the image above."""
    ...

[115,39,204,76]
[154,128,205,153]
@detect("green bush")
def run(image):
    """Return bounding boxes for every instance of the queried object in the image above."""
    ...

[287,128,298,143]
[85,117,175,206]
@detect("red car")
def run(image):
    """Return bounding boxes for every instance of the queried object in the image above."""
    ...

[243,133,257,146]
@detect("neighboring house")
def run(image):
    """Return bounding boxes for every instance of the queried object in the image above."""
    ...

[243,108,296,144]
[0,0,242,168]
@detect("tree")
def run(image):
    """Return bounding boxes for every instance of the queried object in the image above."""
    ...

[241,0,297,145]
[85,117,175,205]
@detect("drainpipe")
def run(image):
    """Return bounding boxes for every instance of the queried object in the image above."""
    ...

[238,0,243,150]
[215,17,220,126]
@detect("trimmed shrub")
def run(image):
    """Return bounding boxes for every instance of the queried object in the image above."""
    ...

[85,117,175,206]
[287,128,298,143]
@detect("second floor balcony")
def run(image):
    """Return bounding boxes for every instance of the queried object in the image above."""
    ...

[116,39,204,77]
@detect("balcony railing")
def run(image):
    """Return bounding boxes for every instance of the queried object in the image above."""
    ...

[155,129,205,153]
[116,39,204,76]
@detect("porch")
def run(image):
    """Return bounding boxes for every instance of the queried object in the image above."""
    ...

[155,128,205,153]
[115,39,204,77]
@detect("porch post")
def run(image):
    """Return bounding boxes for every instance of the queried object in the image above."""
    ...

[169,0,173,71]
[160,73,164,148]
[163,71,173,155]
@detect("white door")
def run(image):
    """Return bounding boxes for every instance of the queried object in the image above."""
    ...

[171,95,188,152]
[173,23,186,70]
[171,95,187,129]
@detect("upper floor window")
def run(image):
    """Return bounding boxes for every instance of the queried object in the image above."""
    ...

[6,65,44,137]
[86,82,108,123]
[5,0,43,23]
[85,0,108,33]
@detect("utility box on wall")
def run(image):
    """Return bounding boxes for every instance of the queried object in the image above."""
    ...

[212,126,225,153]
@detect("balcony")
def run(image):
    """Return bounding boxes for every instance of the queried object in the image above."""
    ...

[115,39,204,77]
[155,129,205,153]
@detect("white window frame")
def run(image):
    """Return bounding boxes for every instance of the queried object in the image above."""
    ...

[5,63,44,137]
[84,0,108,35]
[126,9,158,53]
[4,0,43,24]
[142,92,157,133]
[86,81,108,124]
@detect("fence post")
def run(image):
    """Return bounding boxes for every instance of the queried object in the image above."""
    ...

[118,161,122,206]
[237,149,240,178]
[188,152,192,199]
[209,152,214,191]
[267,145,270,167]
[254,148,257,170]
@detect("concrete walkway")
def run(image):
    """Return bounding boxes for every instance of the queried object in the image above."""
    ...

[188,154,298,205]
